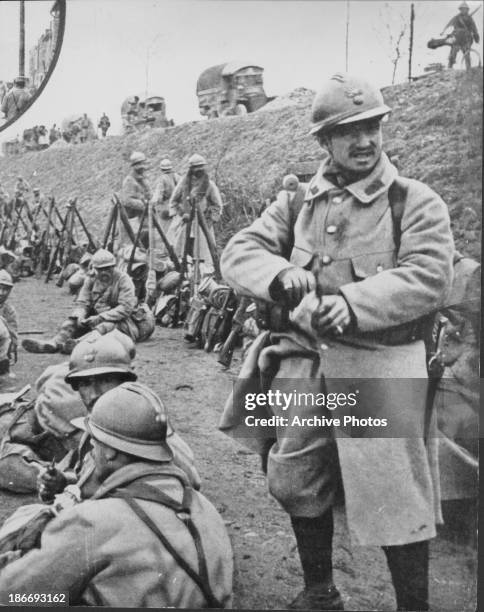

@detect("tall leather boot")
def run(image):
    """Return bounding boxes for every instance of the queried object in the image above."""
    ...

[288,511,344,610]
[382,540,429,611]
[22,318,77,354]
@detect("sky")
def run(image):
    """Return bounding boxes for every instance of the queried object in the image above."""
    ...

[0,0,482,145]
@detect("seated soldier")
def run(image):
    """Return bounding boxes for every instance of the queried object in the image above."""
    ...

[0,271,18,383]
[22,249,140,354]
[37,332,200,501]
[0,382,233,608]
[0,330,131,493]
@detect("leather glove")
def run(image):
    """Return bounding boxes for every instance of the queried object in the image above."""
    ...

[311,295,352,336]
[271,267,316,309]
[38,468,67,502]
[80,315,102,329]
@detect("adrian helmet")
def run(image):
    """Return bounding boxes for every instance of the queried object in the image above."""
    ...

[159,158,173,171]
[0,270,14,287]
[91,249,116,269]
[78,382,173,462]
[129,151,147,166]
[65,330,137,384]
[310,73,391,135]
[188,153,207,168]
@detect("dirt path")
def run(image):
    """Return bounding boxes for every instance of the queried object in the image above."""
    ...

[1,277,477,611]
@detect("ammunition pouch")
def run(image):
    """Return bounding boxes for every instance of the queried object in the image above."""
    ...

[183,297,209,343]
[200,305,233,352]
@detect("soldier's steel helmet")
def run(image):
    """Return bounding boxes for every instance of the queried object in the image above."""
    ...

[33,187,40,194]
[282,174,299,191]
[65,330,137,384]
[92,249,116,269]
[310,73,391,135]
[76,382,173,462]
[159,158,173,171]
[188,153,207,168]
[0,270,14,287]
[459,1,469,9]
[130,151,147,166]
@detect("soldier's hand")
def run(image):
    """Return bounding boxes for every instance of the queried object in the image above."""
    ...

[311,295,351,336]
[38,468,67,501]
[81,315,102,329]
[273,267,316,309]
[181,213,190,223]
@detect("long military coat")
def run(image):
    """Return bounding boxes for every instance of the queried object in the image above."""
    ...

[220,153,454,545]
[0,462,233,607]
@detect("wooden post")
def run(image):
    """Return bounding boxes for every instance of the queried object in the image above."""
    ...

[345,1,350,73]
[408,3,415,82]
[19,1,25,77]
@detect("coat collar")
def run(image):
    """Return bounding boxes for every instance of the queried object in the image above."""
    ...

[305,152,398,205]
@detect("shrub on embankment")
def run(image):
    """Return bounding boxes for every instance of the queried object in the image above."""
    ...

[0,68,481,259]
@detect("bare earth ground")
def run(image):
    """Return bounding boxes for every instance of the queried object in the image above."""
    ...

[1,277,477,611]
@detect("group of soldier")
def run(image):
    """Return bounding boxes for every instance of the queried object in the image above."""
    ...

[0,62,479,610]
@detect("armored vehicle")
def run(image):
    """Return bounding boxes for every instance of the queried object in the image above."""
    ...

[196,61,272,118]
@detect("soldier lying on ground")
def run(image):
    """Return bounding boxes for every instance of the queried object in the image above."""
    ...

[0,382,233,608]
[22,248,145,355]
[0,330,199,496]
[0,271,18,384]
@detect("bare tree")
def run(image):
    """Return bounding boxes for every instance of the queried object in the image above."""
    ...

[374,3,409,84]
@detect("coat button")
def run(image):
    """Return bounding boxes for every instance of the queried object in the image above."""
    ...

[326,225,337,234]
[333,196,342,204]
[376,264,384,272]
[321,255,332,265]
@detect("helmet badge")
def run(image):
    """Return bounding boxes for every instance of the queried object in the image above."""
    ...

[84,351,96,363]
[345,88,364,105]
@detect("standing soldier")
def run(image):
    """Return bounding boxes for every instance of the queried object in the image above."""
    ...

[22,249,140,354]
[0,183,9,220]
[149,158,180,273]
[80,113,91,143]
[98,112,111,138]
[0,76,32,123]
[0,270,18,382]
[49,123,59,145]
[219,73,454,610]
[121,151,151,242]
[441,1,480,69]
[14,175,30,198]
[168,154,223,272]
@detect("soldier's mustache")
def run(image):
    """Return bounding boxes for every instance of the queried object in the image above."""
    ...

[350,147,375,156]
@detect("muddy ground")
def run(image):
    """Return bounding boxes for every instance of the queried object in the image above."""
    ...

[0,276,477,611]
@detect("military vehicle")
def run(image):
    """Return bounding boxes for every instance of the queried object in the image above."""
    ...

[196,61,273,119]
[120,94,174,134]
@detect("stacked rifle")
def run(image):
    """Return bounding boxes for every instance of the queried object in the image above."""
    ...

[0,193,98,284]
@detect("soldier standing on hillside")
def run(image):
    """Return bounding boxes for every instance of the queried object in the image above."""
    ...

[168,154,223,272]
[0,77,31,123]
[220,73,454,610]
[121,152,151,242]
[0,183,9,220]
[441,1,480,69]
[98,112,111,138]
[14,175,30,198]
